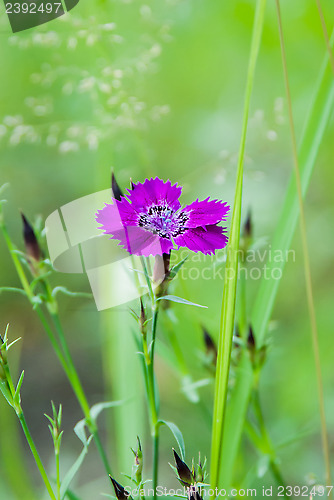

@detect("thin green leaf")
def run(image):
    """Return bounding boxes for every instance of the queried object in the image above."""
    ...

[44,414,56,428]
[6,337,22,351]
[159,420,185,460]
[14,371,24,406]
[0,380,14,407]
[60,436,93,500]
[0,287,27,297]
[256,455,270,478]
[169,255,189,279]
[90,400,122,423]
[182,377,212,392]
[0,183,10,197]
[65,489,83,500]
[51,287,92,300]
[180,375,201,404]
[30,272,53,291]
[73,419,88,446]
[156,295,207,308]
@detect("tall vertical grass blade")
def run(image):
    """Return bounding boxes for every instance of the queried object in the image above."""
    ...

[210,0,267,490]
[275,0,331,486]
[252,28,334,345]
[220,28,334,489]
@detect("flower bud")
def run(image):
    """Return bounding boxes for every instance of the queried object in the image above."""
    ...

[0,340,8,365]
[139,299,147,338]
[21,212,41,263]
[257,344,267,370]
[173,449,194,487]
[131,436,143,484]
[247,325,256,349]
[240,210,253,261]
[0,341,7,382]
[243,210,252,240]
[195,453,205,483]
[111,171,124,201]
[247,325,256,363]
[246,326,267,370]
[202,327,217,366]
[153,252,172,300]
[109,476,131,500]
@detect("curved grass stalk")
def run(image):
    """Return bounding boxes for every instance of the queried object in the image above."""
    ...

[210,0,267,490]
[275,0,331,486]
[220,25,334,492]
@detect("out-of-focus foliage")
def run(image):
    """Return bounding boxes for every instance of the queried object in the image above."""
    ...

[1,0,334,498]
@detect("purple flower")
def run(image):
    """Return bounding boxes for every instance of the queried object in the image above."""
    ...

[96,178,230,256]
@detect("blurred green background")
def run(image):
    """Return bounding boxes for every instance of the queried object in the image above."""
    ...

[0,0,334,498]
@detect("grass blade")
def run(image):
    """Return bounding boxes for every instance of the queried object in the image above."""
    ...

[220,26,334,490]
[210,0,267,490]
[252,29,334,345]
[275,0,331,486]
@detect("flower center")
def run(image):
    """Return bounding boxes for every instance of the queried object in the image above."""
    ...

[138,204,189,239]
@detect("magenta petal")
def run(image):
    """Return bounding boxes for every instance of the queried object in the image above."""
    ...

[111,225,173,256]
[183,198,230,228]
[95,202,124,233]
[126,178,182,211]
[96,200,138,233]
[174,225,228,255]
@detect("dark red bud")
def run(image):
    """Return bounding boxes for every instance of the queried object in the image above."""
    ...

[173,449,193,486]
[243,210,252,239]
[202,327,217,365]
[109,476,131,500]
[247,325,256,350]
[21,212,41,262]
[111,172,124,201]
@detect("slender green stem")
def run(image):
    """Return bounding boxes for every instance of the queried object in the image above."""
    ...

[150,304,160,500]
[1,221,112,475]
[210,0,267,490]
[275,0,332,487]
[49,312,111,475]
[49,313,91,417]
[34,307,72,377]
[18,413,57,500]
[150,305,159,365]
[152,431,159,497]
[141,299,160,500]
[252,388,287,494]
[140,256,155,303]
[56,450,60,500]
[270,460,286,489]
[0,223,34,300]
[2,360,56,500]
